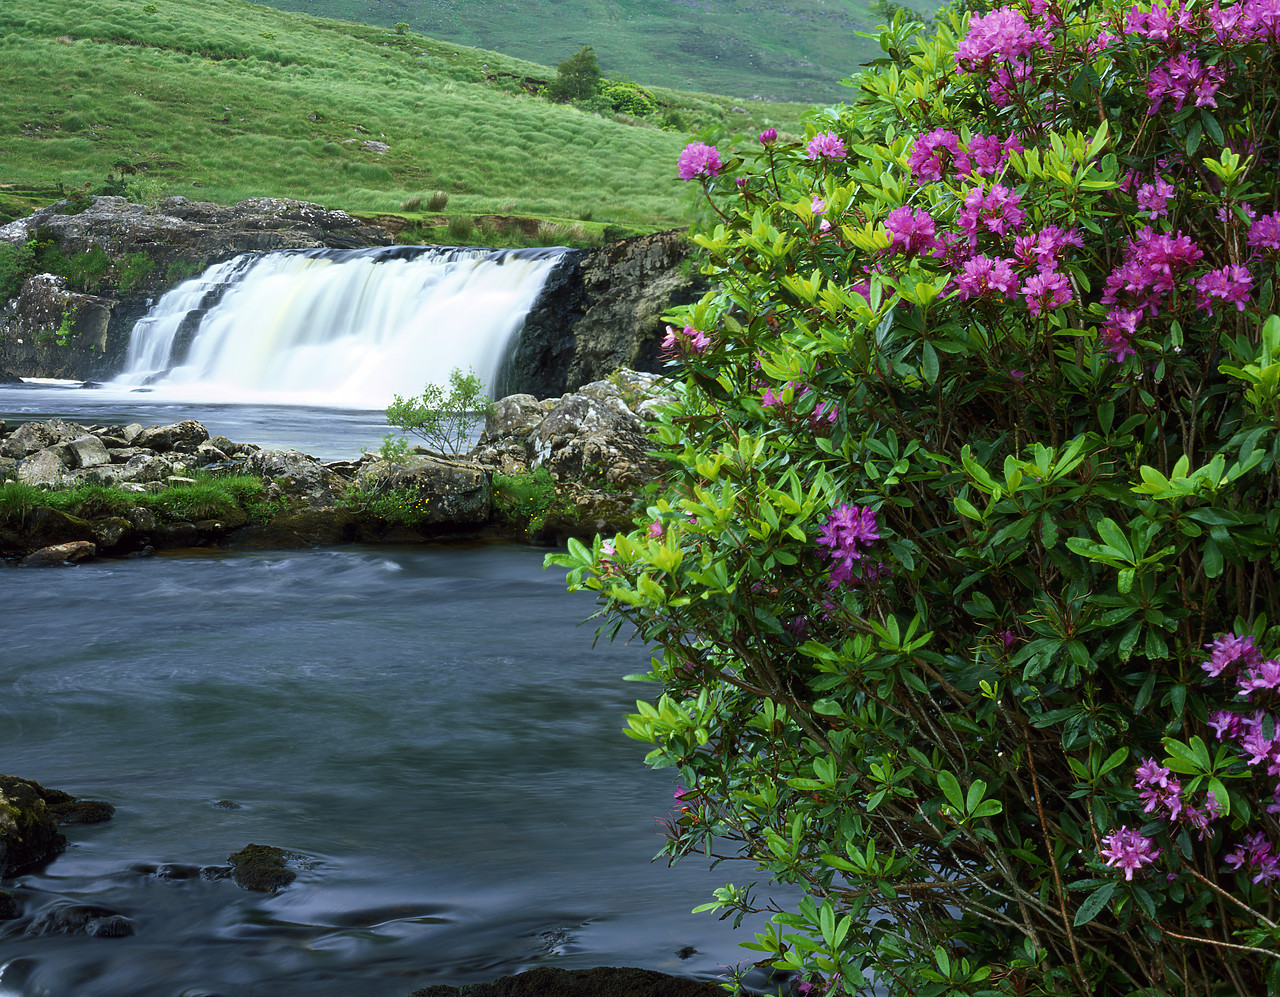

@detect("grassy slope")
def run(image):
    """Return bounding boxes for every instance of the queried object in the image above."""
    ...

[0,0,809,229]
[254,0,915,103]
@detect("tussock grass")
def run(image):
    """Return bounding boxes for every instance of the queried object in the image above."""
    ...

[0,0,805,229]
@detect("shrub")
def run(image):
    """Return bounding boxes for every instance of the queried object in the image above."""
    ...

[385,366,495,456]
[493,467,559,530]
[600,79,657,117]
[394,22,408,35]
[165,259,203,285]
[545,45,601,103]
[400,193,424,212]
[0,239,36,301]
[64,246,112,293]
[446,214,473,242]
[550,3,1280,994]
[426,190,450,212]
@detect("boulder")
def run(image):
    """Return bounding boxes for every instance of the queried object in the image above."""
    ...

[16,448,67,487]
[250,448,349,507]
[375,456,491,526]
[133,420,209,453]
[24,903,134,937]
[227,843,297,892]
[0,419,88,459]
[20,540,97,566]
[0,776,67,878]
[65,434,111,469]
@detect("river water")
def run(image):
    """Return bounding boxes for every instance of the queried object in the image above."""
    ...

[0,544,778,997]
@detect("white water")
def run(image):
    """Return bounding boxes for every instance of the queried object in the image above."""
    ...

[111,246,565,409]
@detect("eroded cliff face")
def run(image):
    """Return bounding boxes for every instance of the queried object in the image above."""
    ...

[0,198,705,393]
[0,195,395,380]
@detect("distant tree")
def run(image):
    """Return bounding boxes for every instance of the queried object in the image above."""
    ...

[545,46,601,103]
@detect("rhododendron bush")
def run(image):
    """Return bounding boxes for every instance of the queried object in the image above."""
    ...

[549,1,1280,993]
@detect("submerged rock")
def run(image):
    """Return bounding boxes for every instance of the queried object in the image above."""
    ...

[227,843,297,892]
[20,540,97,567]
[24,902,134,938]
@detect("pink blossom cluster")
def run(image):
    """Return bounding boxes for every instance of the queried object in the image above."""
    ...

[884,206,938,257]
[1136,176,1176,219]
[954,6,1052,72]
[1146,53,1226,114]
[1100,826,1162,880]
[677,142,722,181]
[908,130,1021,183]
[1226,832,1280,884]
[661,323,711,356]
[1248,212,1280,255]
[958,184,1027,243]
[816,503,881,588]
[805,131,847,162]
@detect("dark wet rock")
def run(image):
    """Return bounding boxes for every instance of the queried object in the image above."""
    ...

[92,516,136,553]
[0,776,67,878]
[408,966,724,997]
[25,902,134,938]
[20,540,97,566]
[227,843,296,892]
[212,800,242,810]
[48,798,115,824]
[0,889,20,919]
[230,508,359,549]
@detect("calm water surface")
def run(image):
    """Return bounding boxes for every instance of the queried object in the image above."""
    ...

[0,545,773,996]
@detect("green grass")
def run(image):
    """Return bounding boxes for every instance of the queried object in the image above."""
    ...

[0,0,812,230]
[0,473,271,524]
[250,0,941,103]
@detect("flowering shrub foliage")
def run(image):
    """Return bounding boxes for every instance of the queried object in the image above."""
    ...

[550,1,1280,993]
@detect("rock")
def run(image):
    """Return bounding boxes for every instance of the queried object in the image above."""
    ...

[0,507,93,559]
[408,966,725,997]
[65,434,111,469]
[92,516,136,553]
[120,453,181,483]
[0,455,15,481]
[530,392,643,468]
[373,456,491,526]
[0,419,88,459]
[0,775,67,877]
[133,420,209,453]
[20,540,97,566]
[0,889,20,919]
[249,448,348,507]
[16,447,67,487]
[483,393,545,440]
[24,903,134,938]
[227,843,296,892]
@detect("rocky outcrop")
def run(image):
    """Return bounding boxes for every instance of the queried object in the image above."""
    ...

[0,776,114,879]
[0,371,671,558]
[0,196,394,379]
[503,230,705,399]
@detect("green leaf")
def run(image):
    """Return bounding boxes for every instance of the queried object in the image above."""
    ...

[937,770,964,812]
[1074,882,1115,926]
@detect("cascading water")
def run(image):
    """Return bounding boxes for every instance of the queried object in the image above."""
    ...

[112,246,566,409]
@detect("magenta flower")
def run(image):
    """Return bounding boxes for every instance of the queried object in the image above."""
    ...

[817,502,881,588]
[967,132,1021,176]
[953,255,1020,300]
[883,206,938,257]
[1238,659,1280,695]
[1013,225,1083,271]
[647,519,664,539]
[1146,54,1225,115]
[805,131,848,162]
[1021,270,1073,316]
[758,127,777,144]
[1195,265,1254,314]
[1100,826,1161,880]
[1204,632,1261,677]
[958,184,1027,242]
[660,323,711,357]
[1099,308,1142,362]
[908,128,969,183]
[811,195,826,215]
[1136,177,1176,219]
[677,142,722,181]
[1248,212,1280,254]
[954,6,1052,72]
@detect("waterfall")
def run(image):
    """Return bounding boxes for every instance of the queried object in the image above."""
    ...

[112,246,567,409]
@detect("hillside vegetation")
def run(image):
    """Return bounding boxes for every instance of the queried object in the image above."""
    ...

[0,0,807,232]
[252,0,920,103]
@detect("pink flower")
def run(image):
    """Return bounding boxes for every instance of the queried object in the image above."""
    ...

[1021,270,1073,316]
[1248,212,1280,254]
[884,206,938,256]
[1101,826,1161,880]
[953,255,1020,300]
[759,128,777,144]
[647,519,664,539]
[817,502,881,588]
[1195,265,1254,313]
[1204,632,1262,677]
[661,323,711,357]
[1136,176,1176,219]
[909,129,969,182]
[958,184,1027,242]
[955,6,1052,71]
[967,132,1021,176]
[677,142,722,181]
[1099,308,1142,363]
[811,195,827,214]
[805,131,848,162]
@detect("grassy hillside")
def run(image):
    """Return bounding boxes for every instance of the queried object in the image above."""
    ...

[0,0,809,232]
[253,0,923,103]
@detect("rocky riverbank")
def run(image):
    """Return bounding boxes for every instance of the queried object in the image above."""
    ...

[0,370,672,563]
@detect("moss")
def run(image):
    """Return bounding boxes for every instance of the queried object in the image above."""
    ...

[227,843,296,892]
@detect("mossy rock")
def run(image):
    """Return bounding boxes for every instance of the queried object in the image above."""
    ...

[0,889,21,919]
[0,506,95,559]
[227,843,296,892]
[0,776,68,878]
